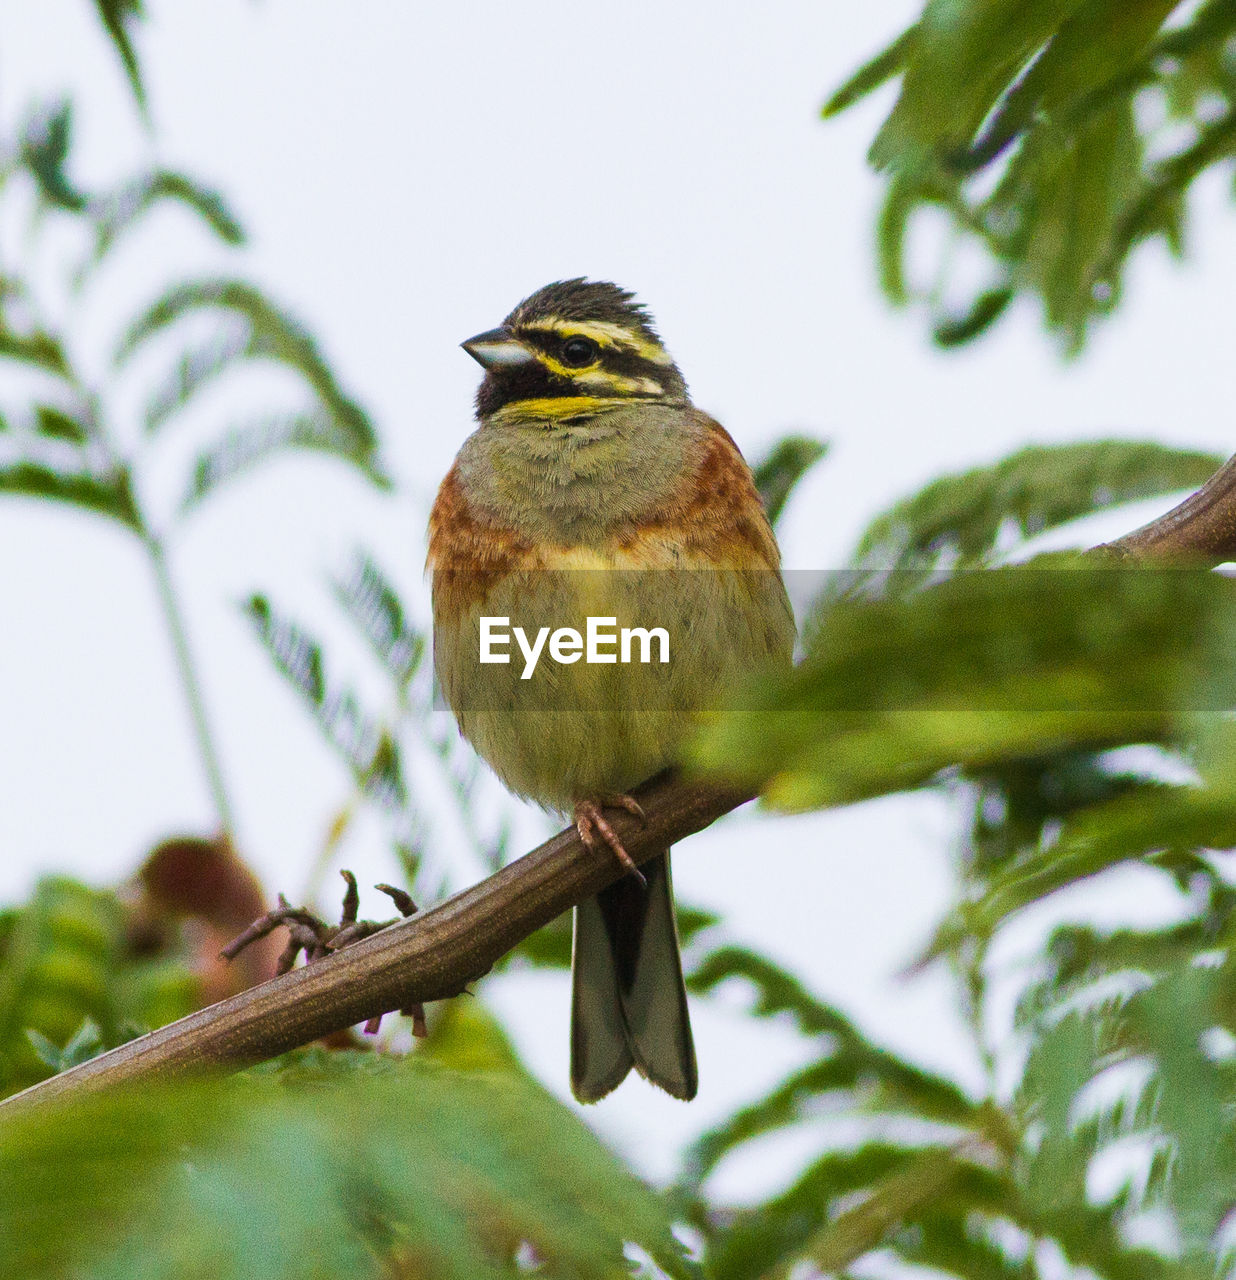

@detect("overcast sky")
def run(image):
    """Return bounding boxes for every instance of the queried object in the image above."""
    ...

[2,1,1233,1192]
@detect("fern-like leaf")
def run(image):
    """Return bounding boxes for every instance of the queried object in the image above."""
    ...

[332,553,426,687]
[243,595,407,808]
[0,461,139,530]
[849,441,1223,581]
[88,171,244,272]
[180,407,386,514]
[19,101,88,213]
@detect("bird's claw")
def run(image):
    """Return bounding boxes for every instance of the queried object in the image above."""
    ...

[574,796,648,887]
[220,871,429,1037]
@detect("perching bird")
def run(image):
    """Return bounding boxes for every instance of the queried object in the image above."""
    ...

[428,279,794,1102]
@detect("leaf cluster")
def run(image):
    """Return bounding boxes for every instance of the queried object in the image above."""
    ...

[827,0,1236,352]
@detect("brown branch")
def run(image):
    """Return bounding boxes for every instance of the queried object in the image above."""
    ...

[1102,451,1236,563]
[0,772,750,1115]
[6,449,1236,1118]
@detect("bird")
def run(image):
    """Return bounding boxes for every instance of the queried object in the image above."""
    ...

[428,279,794,1102]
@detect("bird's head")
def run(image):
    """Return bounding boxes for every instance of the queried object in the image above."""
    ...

[463,278,689,424]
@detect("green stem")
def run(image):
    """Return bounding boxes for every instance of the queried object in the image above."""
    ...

[145,534,237,837]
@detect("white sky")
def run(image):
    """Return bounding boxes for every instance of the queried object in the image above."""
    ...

[1,0,1233,1194]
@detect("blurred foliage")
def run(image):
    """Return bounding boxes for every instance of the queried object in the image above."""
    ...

[0,97,390,832]
[679,437,1236,1277]
[700,556,1236,809]
[0,1050,696,1280]
[0,877,197,1099]
[750,433,828,526]
[91,0,147,111]
[827,0,1236,352]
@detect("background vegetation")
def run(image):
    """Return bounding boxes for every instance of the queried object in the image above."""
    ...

[3,2,1236,1276]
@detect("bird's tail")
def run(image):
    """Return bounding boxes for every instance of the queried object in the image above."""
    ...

[569,850,698,1103]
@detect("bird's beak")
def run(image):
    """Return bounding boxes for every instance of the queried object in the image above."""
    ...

[461,327,535,370]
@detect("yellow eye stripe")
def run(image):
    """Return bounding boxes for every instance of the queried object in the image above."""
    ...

[575,368,665,396]
[520,317,676,366]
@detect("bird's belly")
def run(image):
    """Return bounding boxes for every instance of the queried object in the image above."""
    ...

[433,564,790,811]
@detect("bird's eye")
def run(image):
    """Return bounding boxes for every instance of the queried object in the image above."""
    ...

[560,336,600,368]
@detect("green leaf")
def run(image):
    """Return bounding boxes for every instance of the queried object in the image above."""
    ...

[0,461,140,531]
[689,945,868,1038]
[875,171,923,306]
[683,1053,979,1200]
[1013,965,1236,1265]
[417,998,529,1076]
[26,1017,104,1073]
[33,404,90,444]
[332,553,426,687]
[848,441,1223,578]
[954,0,1179,175]
[828,0,1236,351]
[89,171,244,269]
[1101,104,1236,284]
[139,327,250,435]
[0,322,71,379]
[93,0,147,111]
[0,879,124,1095]
[1130,971,1236,1248]
[20,100,88,212]
[945,777,1236,945]
[243,594,408,808]
[798,1149,991,1275]
[680,948,978,1192]
[179,407,387,514]
[750,435,828,527]
[706,1144,1009,1280]
[119,280,382,452]
[1004,101,1143,353]
[118,280,389,499]
[695,561,1236,811]
[884,1208,1037,1280]
[0,1055,695,1280]
[932,287,1015,347]
[868,0,1086,171]
[1016,898,1236,1031]
[822,25,918,117]
[963,747,1147,876]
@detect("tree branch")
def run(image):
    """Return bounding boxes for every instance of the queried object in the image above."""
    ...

[6,449,1236,1117]
[1102,451,1236,563]
[0,772,749,1115]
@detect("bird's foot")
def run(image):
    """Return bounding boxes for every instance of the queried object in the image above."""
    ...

[574,795,648,887]
[220,871,427,1036]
